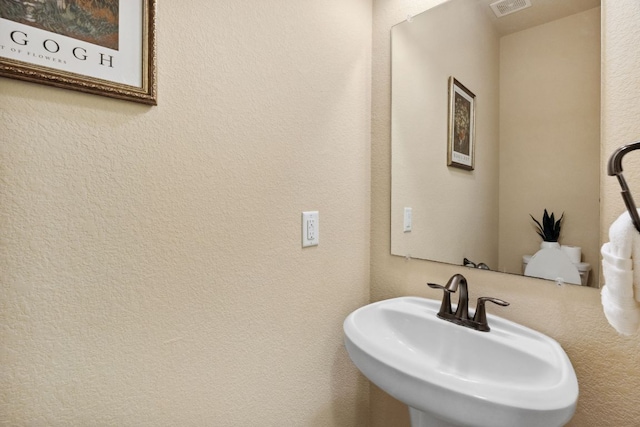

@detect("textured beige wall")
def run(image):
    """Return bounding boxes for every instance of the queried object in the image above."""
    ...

[0,1,371,425]
[3,0,640,425]
[601,0,640,237]
[372,0,640,426]
[499,8,600,282]
[390,0,500,267]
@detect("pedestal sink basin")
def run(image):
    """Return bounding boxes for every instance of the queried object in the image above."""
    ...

[343,297,578,427]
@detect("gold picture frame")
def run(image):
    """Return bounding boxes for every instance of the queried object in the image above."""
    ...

[447,77,475,170]
[0,0,157,105]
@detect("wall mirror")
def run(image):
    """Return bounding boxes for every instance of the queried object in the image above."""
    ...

[391,0,601,286]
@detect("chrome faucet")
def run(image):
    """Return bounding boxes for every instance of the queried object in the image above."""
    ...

[428,274,509,332]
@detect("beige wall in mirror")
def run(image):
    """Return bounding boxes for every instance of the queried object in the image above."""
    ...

[373,0,640,425]
[391,0,501,268]
[390,0,601,286]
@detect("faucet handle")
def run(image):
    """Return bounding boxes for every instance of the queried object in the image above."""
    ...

[473,297,510,332]
[427,282,454,317]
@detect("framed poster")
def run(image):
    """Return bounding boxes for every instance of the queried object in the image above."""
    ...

[447,76,475,170]
[0,0,157,105]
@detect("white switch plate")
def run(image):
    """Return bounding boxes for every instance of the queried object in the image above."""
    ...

[404,207,412,232]
[302,211,319,247]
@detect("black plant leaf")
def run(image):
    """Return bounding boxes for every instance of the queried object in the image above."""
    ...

[530,209,563,242]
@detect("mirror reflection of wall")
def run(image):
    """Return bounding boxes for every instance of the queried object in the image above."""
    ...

[391,0,600,286]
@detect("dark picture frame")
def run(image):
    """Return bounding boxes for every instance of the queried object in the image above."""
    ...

[447,77,475,170]
[0,0,157,105]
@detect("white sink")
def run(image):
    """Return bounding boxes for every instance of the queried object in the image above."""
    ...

[343,297,578,427]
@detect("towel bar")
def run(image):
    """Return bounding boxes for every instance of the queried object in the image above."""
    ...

[608,141,640,234]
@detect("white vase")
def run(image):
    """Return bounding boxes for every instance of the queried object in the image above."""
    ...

[540,241,560,250]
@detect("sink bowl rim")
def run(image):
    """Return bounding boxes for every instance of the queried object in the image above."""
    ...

[343,296,579,413]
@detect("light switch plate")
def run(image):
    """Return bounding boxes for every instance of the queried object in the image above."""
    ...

[302,211,319,247]
[404,207,412,232]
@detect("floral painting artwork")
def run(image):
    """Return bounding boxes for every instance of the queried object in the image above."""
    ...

[0,0,156,104]
[453,92,471,155]
[0,0,119,50]
[447,77,475,170]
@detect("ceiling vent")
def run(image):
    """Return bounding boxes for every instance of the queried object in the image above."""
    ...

[489,0,532,18]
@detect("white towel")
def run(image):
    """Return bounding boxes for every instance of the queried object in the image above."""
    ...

[601,209,640,335]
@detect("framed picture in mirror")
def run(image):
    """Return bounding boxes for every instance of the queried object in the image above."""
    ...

[447,77,475,170]
[0,0,157,105]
